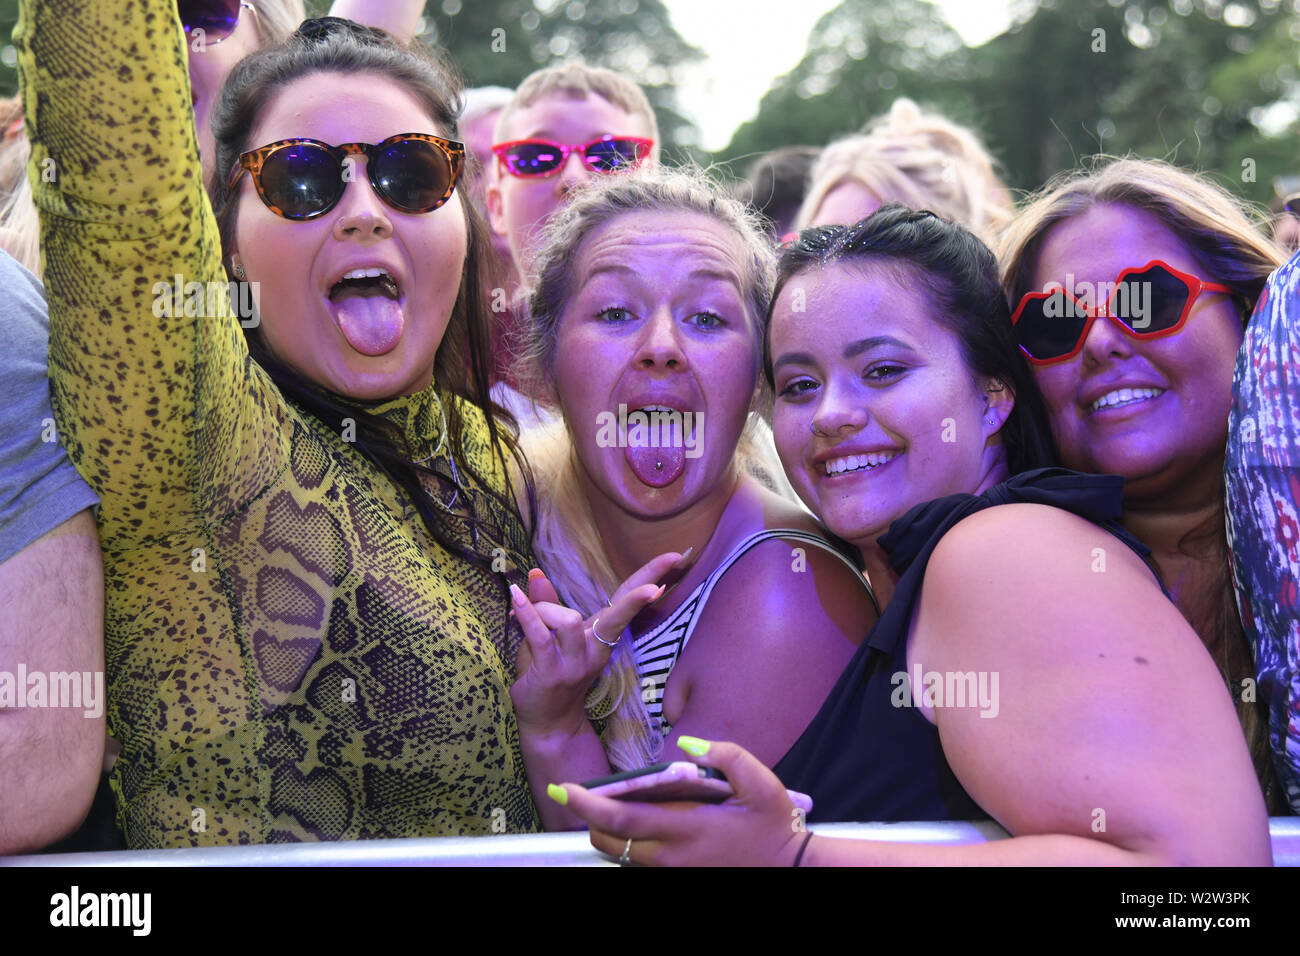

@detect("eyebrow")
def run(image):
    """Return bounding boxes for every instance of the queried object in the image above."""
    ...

[772,335,919,374]
[583,264,743,288]
[515,130,632,144]
[843,335,919,358]
[585,263,638,280]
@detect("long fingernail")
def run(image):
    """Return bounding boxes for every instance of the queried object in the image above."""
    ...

[679,546,694,562]
[547,783,568,805]
[677,735,710,756]
[509,583,525,605]
[651,584,667,602]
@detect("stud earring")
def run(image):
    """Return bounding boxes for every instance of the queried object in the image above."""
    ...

[233,262,247,280]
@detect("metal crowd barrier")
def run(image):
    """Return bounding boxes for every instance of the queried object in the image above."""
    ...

[6,818,1298,866]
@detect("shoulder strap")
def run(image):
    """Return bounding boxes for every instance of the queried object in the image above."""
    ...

[676,529,878,657]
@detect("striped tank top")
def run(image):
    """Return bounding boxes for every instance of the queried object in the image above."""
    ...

[631,528,875,736]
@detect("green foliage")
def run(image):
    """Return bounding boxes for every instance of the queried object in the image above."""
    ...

[719,0,974,166]
[720,0,1300,205]
[2,0,1296,202]
[0,1,703,152]
[411,0,704,154]
[0,0,17,92]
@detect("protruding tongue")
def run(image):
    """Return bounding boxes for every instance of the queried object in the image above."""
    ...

[626,444,685,488]
[331,293,404,356]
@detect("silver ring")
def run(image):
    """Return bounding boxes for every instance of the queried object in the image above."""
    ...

[619,837,633,864]
[591,617,620,648]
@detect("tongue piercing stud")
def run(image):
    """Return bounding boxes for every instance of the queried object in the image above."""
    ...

[655,460,663,471]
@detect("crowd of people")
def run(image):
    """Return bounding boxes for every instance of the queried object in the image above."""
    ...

[0,0,1296,866]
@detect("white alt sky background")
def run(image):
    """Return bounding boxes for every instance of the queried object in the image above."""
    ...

[664,0,1019,151]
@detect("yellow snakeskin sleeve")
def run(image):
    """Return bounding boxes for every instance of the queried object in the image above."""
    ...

[17,0,539,846]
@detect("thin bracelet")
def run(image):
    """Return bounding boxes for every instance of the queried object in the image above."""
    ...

[792,831,815,867]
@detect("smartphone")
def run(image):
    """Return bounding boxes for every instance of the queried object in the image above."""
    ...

[583,761,732,803]
[581,761,814,813]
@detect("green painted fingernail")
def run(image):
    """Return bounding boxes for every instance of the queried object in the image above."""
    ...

[547,783,568,805]
[677,735,710,756]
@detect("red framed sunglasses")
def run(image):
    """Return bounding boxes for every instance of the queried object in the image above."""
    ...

[1011,259,1233,366]
[492,136,653,178]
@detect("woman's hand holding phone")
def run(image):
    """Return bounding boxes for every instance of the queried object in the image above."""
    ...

[552,736,813,866]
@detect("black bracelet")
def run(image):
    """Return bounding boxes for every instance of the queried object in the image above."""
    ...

[792,830,815,867]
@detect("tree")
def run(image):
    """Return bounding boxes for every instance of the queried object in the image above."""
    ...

[412,0,701,150]
[1,1,704,153]
[717,0,974,171]
[967,0,1299,202]
[716,0,1300,205]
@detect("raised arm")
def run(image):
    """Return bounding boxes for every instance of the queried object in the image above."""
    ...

[16,0,288,546]
[328,0,427,43]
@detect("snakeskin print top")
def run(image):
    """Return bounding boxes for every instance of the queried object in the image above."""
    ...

[16,0,539,846]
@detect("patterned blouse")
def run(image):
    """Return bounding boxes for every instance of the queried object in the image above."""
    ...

[17,0,539,845]
[1225,251,1300,814]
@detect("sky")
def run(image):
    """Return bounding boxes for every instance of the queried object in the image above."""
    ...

[664,0,1020,151]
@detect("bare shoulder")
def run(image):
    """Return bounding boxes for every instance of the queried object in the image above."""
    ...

[667,531,872,766]
[749,477,821,533]
[907,504,1270,863]
[927,502,1157,602]
[914,500,1182,673]
[692,530,874,652]
[687,474,873,631]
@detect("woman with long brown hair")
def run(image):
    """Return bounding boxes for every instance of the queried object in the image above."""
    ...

[19,0,537,846]
[998,157,1286,812]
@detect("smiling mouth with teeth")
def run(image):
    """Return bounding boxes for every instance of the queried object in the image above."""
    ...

[825,451,898,476]
[1089,387,1165,413]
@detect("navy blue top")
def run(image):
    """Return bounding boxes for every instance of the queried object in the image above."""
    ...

[773,467,1161,824]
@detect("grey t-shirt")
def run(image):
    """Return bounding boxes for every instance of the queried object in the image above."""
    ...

[0,250,99,564]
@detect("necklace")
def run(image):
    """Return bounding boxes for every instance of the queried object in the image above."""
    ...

[408,387,465,517]
[409,386,448,466]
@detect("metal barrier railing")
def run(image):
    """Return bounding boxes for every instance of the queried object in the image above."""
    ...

[6,818,1298,866]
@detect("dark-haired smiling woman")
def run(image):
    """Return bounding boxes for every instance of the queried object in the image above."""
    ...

[552,207,1272,865]
[19,0,538,845]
